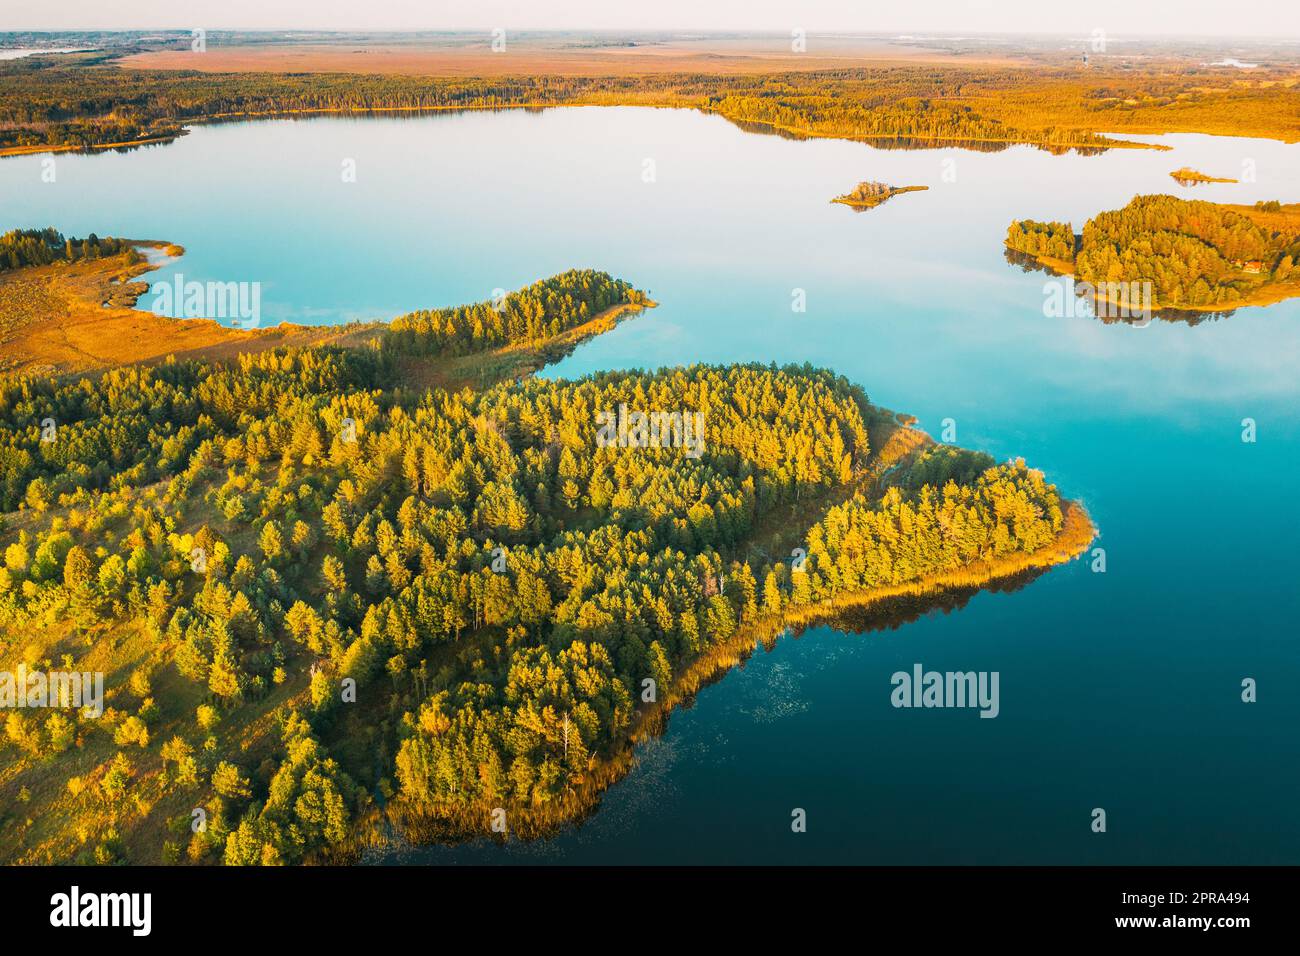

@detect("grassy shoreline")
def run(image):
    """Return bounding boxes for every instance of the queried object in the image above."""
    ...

[0,238,656,382]
[0,241,358,376]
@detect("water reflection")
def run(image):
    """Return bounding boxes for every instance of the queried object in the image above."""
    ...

[724,117,1110,155]
[1003,247,1241,325]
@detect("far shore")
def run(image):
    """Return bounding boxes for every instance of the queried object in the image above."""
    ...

[1170,166,1238,185]
[0,135,179,158]
[0,102,1160,160]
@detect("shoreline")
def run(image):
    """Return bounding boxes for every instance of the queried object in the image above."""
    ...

[0,134,181,158]
[1008,245,1300,315]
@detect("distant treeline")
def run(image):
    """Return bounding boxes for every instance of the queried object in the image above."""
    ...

[7,51,1300,158]
[0,227,133,272]
[0,57,1193,155]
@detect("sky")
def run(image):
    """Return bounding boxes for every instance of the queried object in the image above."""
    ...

[4,1,1299,39]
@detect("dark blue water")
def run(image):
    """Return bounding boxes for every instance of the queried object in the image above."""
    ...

[4,107,1296,863]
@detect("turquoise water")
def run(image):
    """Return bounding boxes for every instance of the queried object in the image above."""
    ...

[4,107,1297,863]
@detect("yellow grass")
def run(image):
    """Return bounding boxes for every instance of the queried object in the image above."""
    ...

[0,245,359,376]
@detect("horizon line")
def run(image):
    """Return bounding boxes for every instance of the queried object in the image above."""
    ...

[4,27,1300,42]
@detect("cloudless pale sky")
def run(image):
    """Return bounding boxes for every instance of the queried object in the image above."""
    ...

[5,0,1299,39]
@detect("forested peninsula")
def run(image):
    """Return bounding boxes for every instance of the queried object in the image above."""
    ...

[1006,195,1300,313]
[0,257,1094,865]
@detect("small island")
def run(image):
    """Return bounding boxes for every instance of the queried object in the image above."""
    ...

[832,181,929,210]
[1170,167,1238,186]
[1005,196,1300,316]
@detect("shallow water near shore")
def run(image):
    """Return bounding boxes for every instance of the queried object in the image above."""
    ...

[4,106,1298,863]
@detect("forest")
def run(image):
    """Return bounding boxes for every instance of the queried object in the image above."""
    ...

[1007,195,1300,309]
[0,227,135,272]
[1004,219,1076,262]
[385,270,646,356]
[0,265,1083,864]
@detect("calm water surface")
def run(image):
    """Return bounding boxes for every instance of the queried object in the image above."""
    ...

[4,108,1297,863]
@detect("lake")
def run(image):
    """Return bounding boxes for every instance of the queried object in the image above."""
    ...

[4,106,1297,864]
